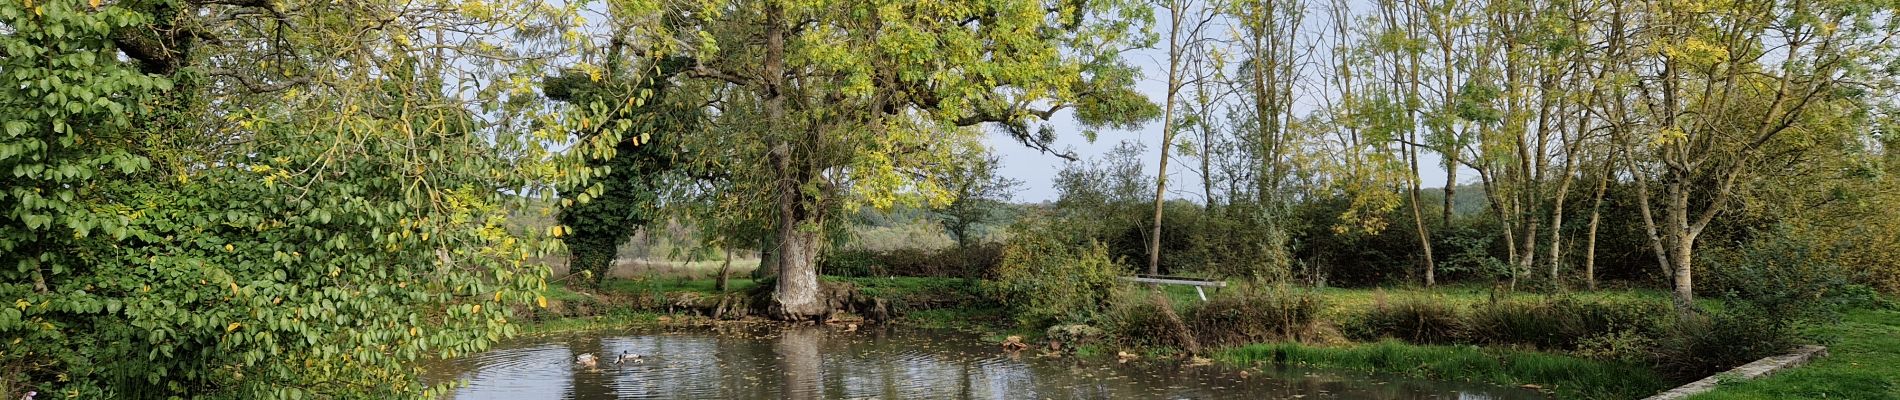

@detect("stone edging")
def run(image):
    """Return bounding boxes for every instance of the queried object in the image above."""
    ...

[1641,345,1828,400]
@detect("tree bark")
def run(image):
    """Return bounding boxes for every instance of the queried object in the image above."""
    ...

[1666,179,1695,311]
[1147,0,1186,277]
[761,1,827,321]
[770,210,828,320]
[1401,1,1435,287]
[716,247,734,292]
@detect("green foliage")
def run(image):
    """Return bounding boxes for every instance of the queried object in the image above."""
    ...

[1704,225,1886,315]
[990,215,1124,326]
[931,152,1022,249]
[607,0,1158,319]
[0,0,570,397]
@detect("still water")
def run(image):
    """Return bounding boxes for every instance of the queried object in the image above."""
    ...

[420,325,1548,400]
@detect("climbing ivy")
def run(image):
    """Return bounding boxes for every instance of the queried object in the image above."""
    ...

[546,57,706,286]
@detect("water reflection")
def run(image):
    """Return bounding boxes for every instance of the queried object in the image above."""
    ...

[420,326,1548,400]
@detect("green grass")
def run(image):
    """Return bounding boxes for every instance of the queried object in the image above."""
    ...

[517,311,666,335]
[1311,284,1684,318]
[1688,308,1900,400]
[596,277,761,294]
[1219,340,1668,399]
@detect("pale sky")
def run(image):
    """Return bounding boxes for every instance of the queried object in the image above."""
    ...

[982,2,1480,203]
[982,50,1469,203]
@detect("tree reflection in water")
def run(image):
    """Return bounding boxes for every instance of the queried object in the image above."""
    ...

[422,326,1550,400]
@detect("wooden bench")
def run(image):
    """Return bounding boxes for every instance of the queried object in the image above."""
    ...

[1119,275,1228,301]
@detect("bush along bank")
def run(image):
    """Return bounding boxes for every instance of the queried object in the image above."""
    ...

[526,275,1001,333]
[994,276,1824,400]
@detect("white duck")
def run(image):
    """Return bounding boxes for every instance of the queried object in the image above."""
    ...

[575,353,598,368]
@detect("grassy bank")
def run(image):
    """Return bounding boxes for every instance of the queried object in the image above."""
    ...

[518,310,668,335]
[1219,340,1668,399]
[532,277,1891,399]
[1688,308,1900,399]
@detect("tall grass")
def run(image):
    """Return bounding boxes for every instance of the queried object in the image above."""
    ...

[1186,286,1325,347]
[1220,340,1669,399]
[1343,295,1466,344]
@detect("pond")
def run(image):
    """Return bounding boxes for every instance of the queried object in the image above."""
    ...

[420,325,1548,399]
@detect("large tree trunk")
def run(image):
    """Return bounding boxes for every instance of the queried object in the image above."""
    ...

[770,204,828,320]
[760,1,826,321]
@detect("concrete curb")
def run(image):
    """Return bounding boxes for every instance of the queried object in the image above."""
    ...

[1641,345,1828,400]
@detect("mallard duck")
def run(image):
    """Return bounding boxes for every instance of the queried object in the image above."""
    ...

[614,351,643,364]
[575,353,598,368]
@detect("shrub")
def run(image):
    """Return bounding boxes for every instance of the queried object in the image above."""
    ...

[1100,287,1185,348]
[1343,296,1465,345]
[1186,285,1324,347]
[1046,324,1108,349]
[989,216,1124,326]
[1574,329,1655,364]
[1648,304,1797,381]
[1466,296,1666,350]
[824,249,884,277]
[821,243,1003,279]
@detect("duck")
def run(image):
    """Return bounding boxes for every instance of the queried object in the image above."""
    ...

[1000,335,1030,351]
[575,353,598,368]
[614,351,643,364]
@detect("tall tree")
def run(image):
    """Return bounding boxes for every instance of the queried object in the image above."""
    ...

[1608,0,1895,310]
[625,0,1157,320]
[1149,0,1224,276]
[934,150,1024,250]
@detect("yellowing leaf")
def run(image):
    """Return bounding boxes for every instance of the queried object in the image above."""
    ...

[536,295,548,309]
[226,322,241,333]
